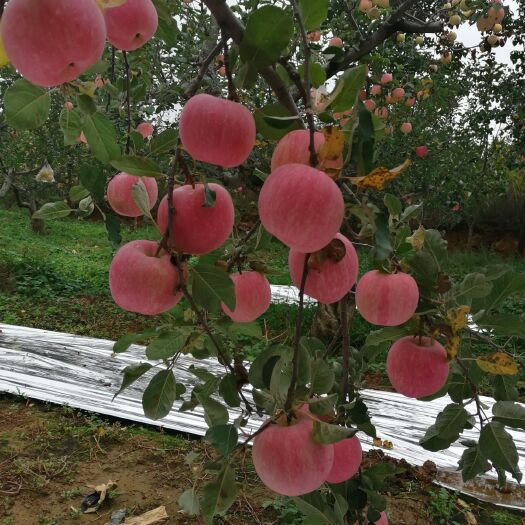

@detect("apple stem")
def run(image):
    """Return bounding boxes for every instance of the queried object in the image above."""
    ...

[284,253,310,414]
[290,0,318,167]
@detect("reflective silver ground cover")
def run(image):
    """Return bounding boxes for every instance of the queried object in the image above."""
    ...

[0,322,524,510]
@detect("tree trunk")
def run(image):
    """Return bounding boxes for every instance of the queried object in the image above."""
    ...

[28,198,44,234]
[518,197,525,256]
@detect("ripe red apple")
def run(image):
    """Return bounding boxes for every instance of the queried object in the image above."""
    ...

[386,336,449,398]
[179,94,256,168]
[405,96,416,107]
[288,233,358,304]
[109,240,184,315]
[157,183,234,255]
[380,72,393,84]
[271,129,342,172]
[258,164,344,253]
[400,122,413,134]
[221,271,271,323]
[364,99,376,112]
[356,270,419,326]
[392,87,405,100]
[252,417,334,496]
[137,122,154,138]
[329,36,343,47]
[107,172,158,218]
[103,0,158,51]
[374,107,389,120]
[415,145,428,158]
[326,436,362,484]
[1,0,106,87]
[370,84,382,96]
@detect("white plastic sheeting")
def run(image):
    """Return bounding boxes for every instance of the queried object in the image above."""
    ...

[0,323,524,510]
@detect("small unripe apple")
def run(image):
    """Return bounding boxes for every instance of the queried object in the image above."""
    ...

[493,23,502,33]
[157,183,234,255]
[441,52,452,64]
[326,436,362,484]
[443,2,452,8]
[370,84,382,96]
[109,240,184,315]
[400,122,413,134]
[415,35,424,45]
[288,233,359,304]
[221,271,271,323]
[107,172,158,217]
[253,417,334,496]
[459,0,468,9]
[136,122,154,138]
[64,101,74,111]
[396,33,406,43]
[329,37,343,47]
[487,34,499,46]
[373,0,389,7]
[387,336,449,398]
[217,65,226,76]
[1,0,106,87]
[359,0,373,12]
[380,72,393,84]
[449,14,461,26]
[384,125,394,135]
[367,6,381,19]
[405,97,416,107]
[356,270,419,326]
[415,145,428,158]
[103,0,158,51]
[429,64,439,72]
[258,164,344,253]
[179,94,256,168]
[447,31,457,42]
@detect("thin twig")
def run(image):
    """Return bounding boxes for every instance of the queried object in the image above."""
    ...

[226,220,261,272]
[222,33,239,102]
[123,51,132,154]
[185,40,224,99]
[284,253,310,412]
[339,294,354,404]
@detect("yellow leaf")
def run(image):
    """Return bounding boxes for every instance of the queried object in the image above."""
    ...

[382,440,393,449]
[446,335,460,359]
[406,225,425,251]
[476,352,519,376]
[372,437,382,447]
[353,159,412,191]
[317,126,344,179]
[447,305,470,333]
[0,34,9,68]
[96,0,128,8]
[77,81,97,97]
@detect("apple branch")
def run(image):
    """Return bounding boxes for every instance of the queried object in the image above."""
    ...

[284,253,310,413]
[290,0,318,167]
[185,40,224,99]
[202,0,302,119]
[123,51,132,155]
[339,293,355,405]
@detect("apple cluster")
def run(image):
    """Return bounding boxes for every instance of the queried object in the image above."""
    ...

[0,0,159,87]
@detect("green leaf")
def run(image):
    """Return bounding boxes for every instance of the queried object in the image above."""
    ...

[373,214,393,262]
[219,374,241,408]
[458,445,487,482]
[77,94,97,115]
[419,404,470,451]
[59,108,82,144]
[298,62,327,88]
[105,213,122,248]
[69,185,90,203]
[110,155,163,178]
[203,183,217,208]
[254,103,301,140]
[191,263,235,314]
[310,358,334,394]
[478,314,525,338]
[312,421,356,444]
[419,424,454,452]
[131,179,155,221]
[113,330,156,353]
[292,497,339,525]
[150,128,178,155]
[113,363,152,399]
[178,488,200,516]
[196,393,229,427]
[249,346,285,390]
[146,331,187,360]
[240,6,294,70]
[329,65,367,113]
[79,164,106,202]
[142,369,177,420]
[308,394,338,416]
[454,273,493,305]
[492,375,519,402]
[4,79,51,130]
[479,422,522,482]
[298,0,329,31]
[201,465,238,525]
[384,193,402,216]
[81,112,121,163]
[492,401,525,430]
[472,271,525,314]
[32,201,71,220]
[205,424,239,456]
[362,463,403,491]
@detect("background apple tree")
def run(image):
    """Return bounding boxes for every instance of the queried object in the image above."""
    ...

[0,0,524,523]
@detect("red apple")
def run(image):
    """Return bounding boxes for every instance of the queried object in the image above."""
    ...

[370,84,382,96]
[107,172,158,218]
[400,122,413,134]
[109,240,184,315]
[1,0,106,87]
[137,122,154,138]
[364,99,376,112]
[329,37,343,47]
[392,87,405,100]
[258,163,344,253]
[356,270,419,326]
[271,129,343,173]
[380,72,393,84]
[252,417,334,496]
[103,0,158,51]
[288,233,358,304]
[326,436,362,484]
[179,94,256,168]
[387,336,449,398]
[221,271,271,323]
[415,145,428,158]
[157,183,234,255]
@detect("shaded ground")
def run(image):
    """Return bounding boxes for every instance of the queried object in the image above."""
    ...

[1,395,524,525]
